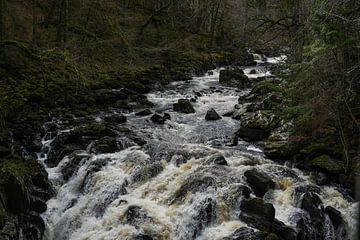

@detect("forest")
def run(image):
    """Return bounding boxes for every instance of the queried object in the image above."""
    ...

[0,0,359,240]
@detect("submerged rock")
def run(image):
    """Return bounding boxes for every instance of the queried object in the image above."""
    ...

[124,206,150,227]
[205,154,228,166]
[173,99,196,114]
[135,109,152,116]
[205,108,222,121]
[244,169,275,197]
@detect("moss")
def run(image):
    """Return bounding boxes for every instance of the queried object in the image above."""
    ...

[311,155,343,174]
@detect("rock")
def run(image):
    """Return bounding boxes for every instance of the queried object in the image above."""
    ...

[134,234,154,240]
[239,198,275,231]
[325,206,344,229]
[150,114,165,124]
[194,91,202,97]
[244,169,275,197]
[249,69,257,74]
[185,197,217,239]
[222,227,267,240]
[206,154,228,166]
[219,69,250,88]
[310,172,330,185]
[135,109,152,116]
[236,111,279,141]
[190,98,197,102]
[205,108,222,121]
[124,206,149,227]
[272,219,297,240]
[207,71,214,75]
[103,114,127,125]
[29,197,47,213]
[301,192,323,213]
[163,113,171,120]
[173,99,195,114]
[223,110,234,117]
[61,153,89,181]
[311,155,343,175]
[91,136,119,154]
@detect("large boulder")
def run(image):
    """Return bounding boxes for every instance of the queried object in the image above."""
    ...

[173,99,195,114]
[244,169,275,197]
[219,69,251,88]
[239,198,275,230]
[237,111,279,141]
[205,108,222,121]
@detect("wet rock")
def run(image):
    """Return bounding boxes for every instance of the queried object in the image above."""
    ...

[135,109,152,116]
[186,197,217,239]
[272,219,297,240]
[61,153,89,181]
[91,136,119,154]
[171,176,216,203]
[222,226,267,240]
[163,113,171,120]
[249,69,257,74]
[133,234,154,240]
[239,198,275,231]
[219,69,250,88]
[236,111,279,141]
[311,155,343,175]
[205,108,222,121]
[194,91,202,97]
[325,206,344,229]
[207,71,214,75]
[190,98,197,102]
[150,114,165,124]
[173,99,196,114]
[310,172,330,185]
[29,197,47,213]
[103,114,127,125]
[244,169,275,197]
[206,154,228,166]
[223,110,234,117]
[124,206,150,227]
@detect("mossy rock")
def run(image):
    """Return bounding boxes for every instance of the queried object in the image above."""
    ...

[300,143,330,159]
[311,155,343,175]
[219,69,250,88]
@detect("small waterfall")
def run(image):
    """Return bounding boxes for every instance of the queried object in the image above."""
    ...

[37,65,358,240]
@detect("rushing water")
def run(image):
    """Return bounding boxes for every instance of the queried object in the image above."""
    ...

[38,57,358,240]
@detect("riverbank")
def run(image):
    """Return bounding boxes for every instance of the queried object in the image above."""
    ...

[0,41,254,239]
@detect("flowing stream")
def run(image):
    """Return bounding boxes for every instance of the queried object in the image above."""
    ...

[38,57,358,240]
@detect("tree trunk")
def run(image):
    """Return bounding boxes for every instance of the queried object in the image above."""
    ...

[0,0,5,41]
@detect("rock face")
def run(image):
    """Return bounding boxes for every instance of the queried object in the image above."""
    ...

[173,99,196,114]
[0,158,53,240]
[205,108,222,121]
[219,69,250,88]
[244,169,275,197]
